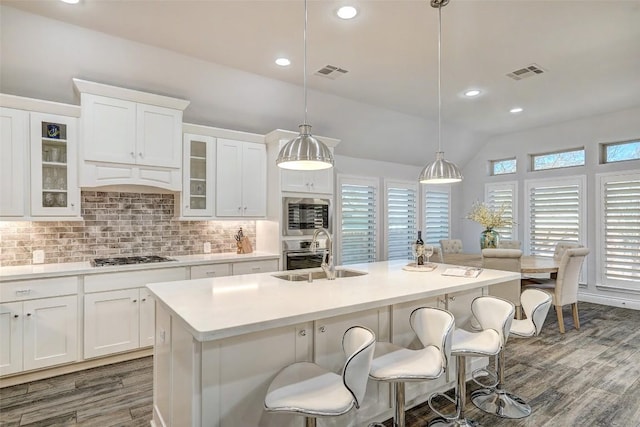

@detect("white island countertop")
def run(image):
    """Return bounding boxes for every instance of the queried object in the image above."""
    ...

[147,260,521,342]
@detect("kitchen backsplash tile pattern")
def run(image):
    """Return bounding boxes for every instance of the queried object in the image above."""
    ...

[0,191,256,266]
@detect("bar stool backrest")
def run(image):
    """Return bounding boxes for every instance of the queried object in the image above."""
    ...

[555,248,590,307]
[410,307,455,372]
[341,326,376,409]
[520,289,552,336]
[471,296,515,346]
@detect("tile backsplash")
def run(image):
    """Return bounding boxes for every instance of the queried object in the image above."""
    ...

[0,191,256,267]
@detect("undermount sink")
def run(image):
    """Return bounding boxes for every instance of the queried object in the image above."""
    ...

[273,269,367,282]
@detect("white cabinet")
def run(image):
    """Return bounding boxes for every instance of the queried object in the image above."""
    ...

[84,287,154,358]
[0,296,78,376]
[216,138,266,217]
[30,112,79,217]
[182,133,215,217]
[232,259,279,275]
[0,107,28,217]
[281,168,333,194]
[190,263,232,279]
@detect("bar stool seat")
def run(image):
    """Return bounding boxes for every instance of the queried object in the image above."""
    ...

[369,307,454,427]
[265,326,375,426]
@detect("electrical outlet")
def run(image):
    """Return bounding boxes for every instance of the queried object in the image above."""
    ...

[204,242,211,254]
[33,250,44,264]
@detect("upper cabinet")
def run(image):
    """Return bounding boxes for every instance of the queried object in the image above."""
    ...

[281,168,334,194]
[216,138,266,217]
[0,107,28,217]
[73,79,189,191]
[182,133,215,217]
[30,112,79,217]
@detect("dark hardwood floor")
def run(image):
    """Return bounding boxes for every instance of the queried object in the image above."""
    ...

[1,302,639,427]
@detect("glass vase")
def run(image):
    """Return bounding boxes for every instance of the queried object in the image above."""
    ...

[480,228,500,249]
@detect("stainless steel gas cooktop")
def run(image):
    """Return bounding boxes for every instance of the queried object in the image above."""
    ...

[90,255,175,267]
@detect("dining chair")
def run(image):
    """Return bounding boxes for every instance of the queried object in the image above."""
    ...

[439,239,463,264]
[264,326,375,427]
[553,240,582,260]
[523,247,589,333]
[482,248,523,319]
[498,240,521,249]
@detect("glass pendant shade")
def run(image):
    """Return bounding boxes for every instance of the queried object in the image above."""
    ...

[419,151,463,184]
[276,124,334,170]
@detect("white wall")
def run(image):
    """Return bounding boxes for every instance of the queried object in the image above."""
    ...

[459,106,640,307]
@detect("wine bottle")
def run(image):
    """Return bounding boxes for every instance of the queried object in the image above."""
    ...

[416,231,425,265]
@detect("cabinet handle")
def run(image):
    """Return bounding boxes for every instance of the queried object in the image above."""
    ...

[130,152,135,158]
[15,289,31,296]
[13,314,19,318]
[141,298,147,302]
[26,313,32,317]
[251,267,260,271]
[138,152,144,158]
[133,299,138,303]
[244,206,247,211]
[205,272,217,277]
[299,329,307,337]
[319,326,326,333]
[186,205,189,208]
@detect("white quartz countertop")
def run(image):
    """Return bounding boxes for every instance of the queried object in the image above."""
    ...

[147,260,521,342]
[0,252,279,281]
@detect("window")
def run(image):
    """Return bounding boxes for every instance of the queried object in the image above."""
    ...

[601,140,640,164]
[525,176,586,257]
[531,148,585,171]
[485,182,518,241]
[490,158,517,175]
[423,186,450,245]
[597,172,640,289]
[385,180,418,261]
[337,175,379,265]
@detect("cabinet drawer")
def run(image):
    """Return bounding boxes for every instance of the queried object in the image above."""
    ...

[190,263,231,279]
[232,259,278,276]
[84,267,187,293]
[1,277,78,302]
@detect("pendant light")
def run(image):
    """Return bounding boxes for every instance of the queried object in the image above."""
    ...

[277,0,334,171]
[419,0,463,184]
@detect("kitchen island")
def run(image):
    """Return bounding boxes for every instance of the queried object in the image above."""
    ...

[146,260,521,427]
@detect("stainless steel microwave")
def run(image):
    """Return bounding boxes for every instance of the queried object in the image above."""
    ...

[283,197,331,236]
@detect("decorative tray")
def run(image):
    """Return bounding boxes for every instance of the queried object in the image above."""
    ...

[402,263,437,272]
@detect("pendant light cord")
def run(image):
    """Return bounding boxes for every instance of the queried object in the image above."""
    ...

[303,0,308,126]
[437,3,442,153]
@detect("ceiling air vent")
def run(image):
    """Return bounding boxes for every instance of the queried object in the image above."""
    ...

[506,63,546,81]
[314,65,349,80]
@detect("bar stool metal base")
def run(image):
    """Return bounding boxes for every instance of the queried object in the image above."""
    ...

[428,417,480,427]
[470,388,531,419]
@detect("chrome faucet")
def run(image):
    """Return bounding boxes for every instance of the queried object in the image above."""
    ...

[312,227,335,280]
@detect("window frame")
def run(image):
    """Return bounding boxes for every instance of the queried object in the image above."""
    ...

[600,139,640,164]
[530,147,586,171]
[335,174,380,266]
[383,179,418,261]
[484,181,518,241]
[490,157,517,176]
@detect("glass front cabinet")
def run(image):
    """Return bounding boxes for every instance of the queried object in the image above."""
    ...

[30,112,79,217]
[182,133,214,217]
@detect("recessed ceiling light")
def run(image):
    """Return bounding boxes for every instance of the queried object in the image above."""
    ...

[337,6,358,20]
[275,58,291,67]
[510,107,524,114]
[60,0,80,4]
[464,89,481,97]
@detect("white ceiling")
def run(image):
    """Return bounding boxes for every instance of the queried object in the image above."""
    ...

[3,0,640,162]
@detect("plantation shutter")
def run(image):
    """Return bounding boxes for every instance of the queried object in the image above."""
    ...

[386,182,418,260]
[424,188,450,245]
[526,178,584,257]
[600,173,640,287]
[485,182,517,241]
[340,179,378,265]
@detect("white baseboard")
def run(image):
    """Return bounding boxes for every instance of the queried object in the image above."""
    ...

[579,292,640,310]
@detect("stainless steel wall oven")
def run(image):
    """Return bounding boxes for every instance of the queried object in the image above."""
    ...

[283,197,331,236]
[282,239,328,271]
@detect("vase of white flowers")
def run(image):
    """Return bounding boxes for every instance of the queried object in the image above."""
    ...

[466,201,514,250]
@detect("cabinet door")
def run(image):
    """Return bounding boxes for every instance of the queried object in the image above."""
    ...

[136,103,182,168]
[281,169,333,194]
[182,133,215,217]
[216,139,243,217]
[22,296,78,371]
[81,94,136,164]
[309,169,333,194]
[139,288,155,348]
[0,108,28,217]
[241,142,267,217]
[0,302,23,375]
[30,112,79,217]
[84,289,139,358]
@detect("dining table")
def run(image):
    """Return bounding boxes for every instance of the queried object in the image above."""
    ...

[444,253,560,274]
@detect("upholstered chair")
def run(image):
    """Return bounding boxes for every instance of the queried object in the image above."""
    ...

[482,248,523,318]
[265,326,375,427]
[498,240,521,249]
[524,247,590,333]
[553,241,582,260]
[439,239,463,264]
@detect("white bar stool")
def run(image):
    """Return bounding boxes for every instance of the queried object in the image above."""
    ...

[369,307,455,427]
[264,326,375,427]
[470,289,553,419]
[428,296,514,427]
